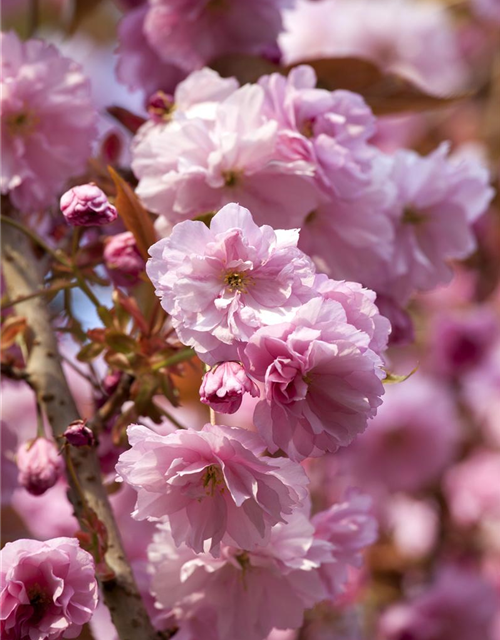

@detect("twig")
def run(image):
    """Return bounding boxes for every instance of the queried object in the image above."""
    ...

[1,219,163,640]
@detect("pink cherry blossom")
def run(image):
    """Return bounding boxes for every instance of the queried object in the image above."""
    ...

[259,65,376,196]
[471,0,500,24]
[132,82,321,229]
[143,0,293,73]
[280,0,468,95]
[200,361,260,414]
[17,438,64,496]
[0,537,98,640]
[245,297,386,461]
[375,143,493,302]
[1,31,97,214]
[104,231,145,287]
[312,489,377,600]
[444,449,500,528]
[116,422,309,555]
[148,511,330,640]
[379,565,498,640]
[60,183,117,227]
[344,376,460,493]
[146,203,316,362]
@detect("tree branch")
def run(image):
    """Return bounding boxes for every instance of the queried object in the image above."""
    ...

[1,220,163,640]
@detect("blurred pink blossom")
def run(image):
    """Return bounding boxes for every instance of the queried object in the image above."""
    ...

[16,438,63,497]
[104,231,145,287]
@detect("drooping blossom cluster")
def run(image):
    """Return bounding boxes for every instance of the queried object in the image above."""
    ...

[1,31,98,214]
[0,537,98,640]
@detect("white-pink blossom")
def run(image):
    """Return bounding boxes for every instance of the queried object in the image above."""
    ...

[116,423,309,555]
[1,31,97,214]
[148,511,330,640]
[0,537,98,640]
[245,297,387,461]
[146,203,316,362]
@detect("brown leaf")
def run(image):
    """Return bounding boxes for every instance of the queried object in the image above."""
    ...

[211,54,281,86]
[108,167,157,260]
[1,316,27,350]
[107,106,147,134]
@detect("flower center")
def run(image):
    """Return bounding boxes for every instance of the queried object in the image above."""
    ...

[222,170,240,187]
[27,583,52,624]
[402,207,426,225]
[202,464,225,496]
[224,271,253,293]
[6,110,38,137]
[300,118,315,138]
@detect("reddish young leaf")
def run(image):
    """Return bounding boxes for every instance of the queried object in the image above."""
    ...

[107,106,146,134]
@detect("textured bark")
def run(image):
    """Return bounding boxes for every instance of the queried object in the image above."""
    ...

[1,220,162,640]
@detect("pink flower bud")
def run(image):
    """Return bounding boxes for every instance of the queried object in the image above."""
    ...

[60,183,118,227]
[200,362,259,414]
[147,90,175,123]
[104,231,144,287]
[64,420,95,447]
[16,438,63,496]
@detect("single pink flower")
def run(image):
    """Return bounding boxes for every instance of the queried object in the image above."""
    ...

[344,376,460,493]
[245,297,386,461]
[379,565,498,640]
[143,0,293,72]
[17,438,63,496]
[116,423,309,555]
[312,489,378,599]
[104,231,144,287]
[60,184,117,227]
[200,362,259,414]
[1,32,98,214]
[132,82,321,229]
[146,203,316,362]
[148,511,330,640]
[0,537,98,640]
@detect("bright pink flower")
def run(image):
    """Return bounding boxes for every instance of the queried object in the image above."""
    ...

[146,203,316,362]
[17,438,63,496]
[1,32,97,214]
[143,0,293,73]
[280,0,468,95]
[245,297,386,461]
[200,362,259,414]
[444,450,500,528]
[116,423,309,555]
[148,511,330,640]
[345,376,460,493]
[60,184,117,227]
[115,6,184,97]
[132,83,320,229]
[259,65,376,196]
[0,537,98,640]
[379,565,498,640]
[375,143,493,302]
[104,232,145,287]
[312,489,377,599]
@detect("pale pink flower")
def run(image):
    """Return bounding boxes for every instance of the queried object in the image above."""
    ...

[17,438,63,496]
[312,489,377,600]
[146,203,316,362]
[245,297,386,461]
[116,5,184,97]
[376,143,494,302]
[148,511,330,640]
[60,184,117,227]
[132,83,320,229]
[444,450,500,528]
[104,231,145,287]
[259,65,376,196]
[1,32,97,214]
[471,0,500,24]
[116,422,309,555]
[200,362,259,414]
[379,565,498,640]
[385,496,438,560]
[280,0,468,95]
[0,537,98,640]
[143,0,293,73]
[345,376,460,493]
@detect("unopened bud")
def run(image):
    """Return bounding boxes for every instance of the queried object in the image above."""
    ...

[64,420,95,447]
[17,437,63,496]
[147,91,175,123]
[60,183,117,227]
[200,362,259,414]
